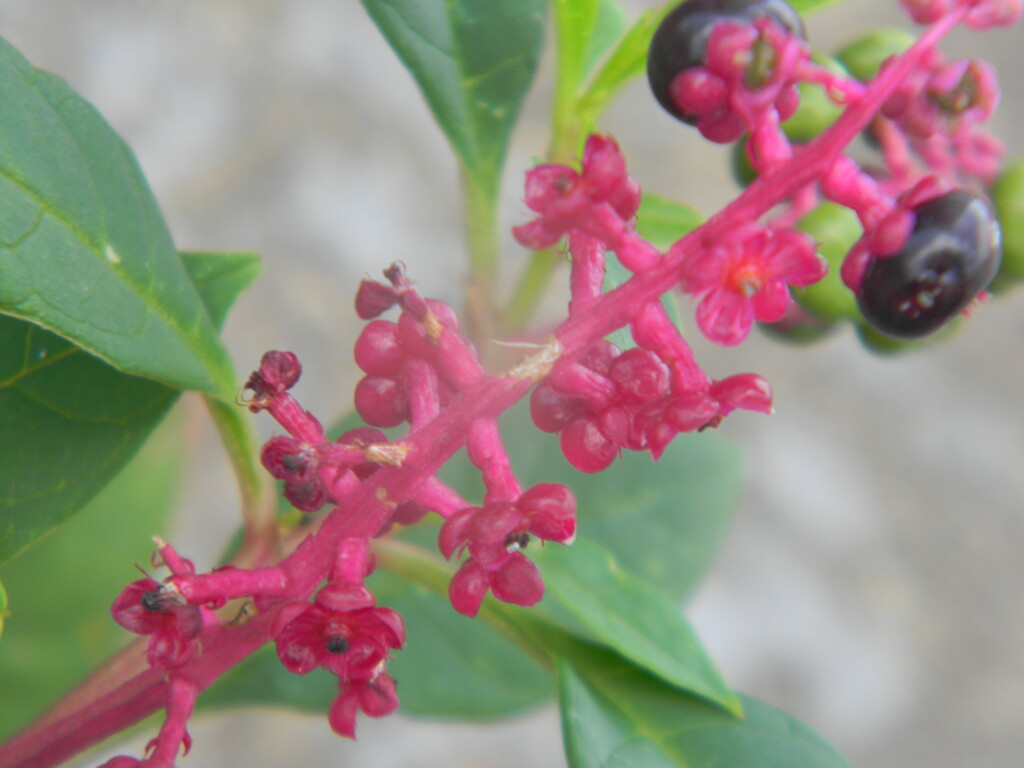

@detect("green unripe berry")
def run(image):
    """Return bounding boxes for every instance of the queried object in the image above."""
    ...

[990,157,1024,289]
[795,202,861,322]
[835,27,915,83]
[731,139,758,186]
[759,305,836,344]
[854,322,919,354]
[781,55,847,143]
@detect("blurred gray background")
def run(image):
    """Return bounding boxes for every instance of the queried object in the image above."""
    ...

[3,1,1023,766]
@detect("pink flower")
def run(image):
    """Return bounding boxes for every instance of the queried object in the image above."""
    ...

[678,227,826,345]
[447,552,546,618]
[261,435,328,512]
[513,134,641,250]
[274,600,405,681]
[328,673,400,739]
[243,350,301,413]
[439,485,577,564]
[110,579,202,670]
[439,485,576,616]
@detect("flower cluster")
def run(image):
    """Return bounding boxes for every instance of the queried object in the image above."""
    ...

[274,581,405,738]
[440,484,577,616]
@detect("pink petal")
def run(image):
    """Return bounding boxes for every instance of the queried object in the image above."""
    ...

[328,687,360,739]
[581,134,626,202]
[359,674,400,718]
[438,507,476,560]
[520,484,577,544]
[768,231,827,285]
[713,373,773,415]
[448,559,492,617]
[696,287,754,346]
[523,164,578,211]
[512,219,564,251]
[750,279,791,323]
[491,552,545,607]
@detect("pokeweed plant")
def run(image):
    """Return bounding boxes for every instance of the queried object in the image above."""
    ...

[0,0,1022,766]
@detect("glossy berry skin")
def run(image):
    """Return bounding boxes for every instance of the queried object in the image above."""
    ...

[647,0,805,124]
[857,191,1001,339]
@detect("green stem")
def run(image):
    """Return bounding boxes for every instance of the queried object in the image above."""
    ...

[374,538,558,670]
[462,168,501,344]
[502,248,566,332]
[500,2,591,334]
[204,397,276,558]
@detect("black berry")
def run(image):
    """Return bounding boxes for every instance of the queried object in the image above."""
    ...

[647,0,805,124]
[857,191,1002,339]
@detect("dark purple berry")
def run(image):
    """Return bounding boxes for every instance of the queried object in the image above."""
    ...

[647,0,805,124]
[857,191,1001,339]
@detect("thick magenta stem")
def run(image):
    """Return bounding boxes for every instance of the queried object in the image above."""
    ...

[466,418,522,504]
[150,675,197,763]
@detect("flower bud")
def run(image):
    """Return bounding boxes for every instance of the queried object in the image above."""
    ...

[355,280,399,319]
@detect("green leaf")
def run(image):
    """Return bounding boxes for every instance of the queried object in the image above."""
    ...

[0,317,177,564]
[0,250,255,564]
[575,3,674,123]
[538,540,739,714]
[582,0,630,80]
[371,569,554,719]
[559,646,852,768]
[178,251,260,331]
[0,412,185,740]
[0,37,236,400]
[201,645,337,714]
[440,400,742,601]
[361,0,546,200]
[553,0,629,106]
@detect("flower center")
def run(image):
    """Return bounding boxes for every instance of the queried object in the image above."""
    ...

[325,634,350,654]
[730,264,764,297]
[504,531,531,551]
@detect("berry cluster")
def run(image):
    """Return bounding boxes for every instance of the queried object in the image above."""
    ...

[648,0,809,143]
[643,0,1013,341]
